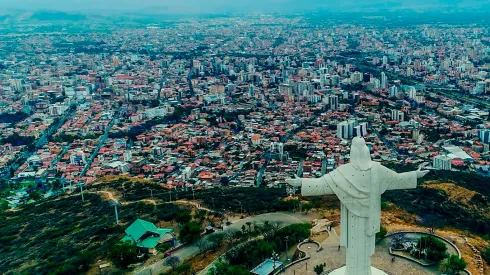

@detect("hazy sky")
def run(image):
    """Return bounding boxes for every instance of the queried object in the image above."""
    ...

[2,0,489,13]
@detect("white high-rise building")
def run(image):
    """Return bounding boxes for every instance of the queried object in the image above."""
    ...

[354,122,368,137]
[391,109,404,121]
[383,56,389,65]
[433,155,452,170]
[337,122,350,139]
[331,75,340,86]
[479,129,490,144]
[407,86,417,99]
[473,81,486,94]
[337,120,359,139]
[329,95,339,111]
[380,72,388,89]
[278,142,284,159]
[123,150,132,162]
[389,86,399,97]
[10,78,24,92]
[350,72,363,84]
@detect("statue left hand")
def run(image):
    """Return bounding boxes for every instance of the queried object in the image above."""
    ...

[416,164,430,178]
[285,175,302,187]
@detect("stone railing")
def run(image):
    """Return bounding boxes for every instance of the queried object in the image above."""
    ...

[381,231,472,275]
[273,239,322,275]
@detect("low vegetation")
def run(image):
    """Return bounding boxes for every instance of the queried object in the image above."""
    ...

[0,192,187,274]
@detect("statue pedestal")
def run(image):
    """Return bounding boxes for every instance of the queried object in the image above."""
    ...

[328,266,388,275]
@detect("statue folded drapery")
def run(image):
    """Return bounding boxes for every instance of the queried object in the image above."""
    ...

[287,137,428,275]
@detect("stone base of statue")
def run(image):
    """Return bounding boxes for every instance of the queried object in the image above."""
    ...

[328,266,388,275]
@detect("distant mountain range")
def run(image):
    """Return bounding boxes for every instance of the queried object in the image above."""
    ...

[1,3,490,24]
[0,11,86,23]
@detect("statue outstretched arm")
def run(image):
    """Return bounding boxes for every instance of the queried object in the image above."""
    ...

[381,163,429,192]
[286,175,335,196]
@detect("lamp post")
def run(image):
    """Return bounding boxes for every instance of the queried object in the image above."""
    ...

[285,236,290,262]
[110,199,120,225]
[79,183,85,202]
[272,250,279,270]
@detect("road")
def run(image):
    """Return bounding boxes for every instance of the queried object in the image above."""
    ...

[0,100,80,180]
[80,108,119,177]
[132,212,306,275]
[49,144,69,169]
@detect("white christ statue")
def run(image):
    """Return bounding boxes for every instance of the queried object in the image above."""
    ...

[286,137,429,275]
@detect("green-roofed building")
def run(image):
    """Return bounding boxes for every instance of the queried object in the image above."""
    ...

[121,219,174,254]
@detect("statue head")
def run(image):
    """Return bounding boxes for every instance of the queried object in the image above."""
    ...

[350,137,372,170]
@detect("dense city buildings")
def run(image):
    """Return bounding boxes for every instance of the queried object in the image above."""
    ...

[0,12,490,203]
[0,7,490,275]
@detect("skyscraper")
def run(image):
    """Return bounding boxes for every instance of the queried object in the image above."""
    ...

[350,72,363,84]
[391,109,404,121]
[329,95,339,111]
[354,122,368,137]
[337,122,350,139]
[479,129,490,144]
[407,86,417,99]
[380,72,388,89]
[382,56,389,65]
[433,155,452,170]
[249,84,255,97]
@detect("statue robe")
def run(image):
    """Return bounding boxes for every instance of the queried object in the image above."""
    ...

[301,162,417,275]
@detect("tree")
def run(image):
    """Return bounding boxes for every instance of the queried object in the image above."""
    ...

[176,210,192,225]
[179,222,203,243]
[273,223,312,250]
[241,224,247,234]
[482,246,490,264]
[302,202,313,214]
[246,221,252,233]
[225,229,241,247]
[417,236,448,262]
[226,239,275,268]
[196,238,210,256]
[314,263,325,275]
[174,263,192,275]
[376,225,387,240]
[164,256,180,272]
[208,232,226,251]
[108,240,138,268]
[207,259,249,275]
[194,209,207,225]
[440,255,467,275]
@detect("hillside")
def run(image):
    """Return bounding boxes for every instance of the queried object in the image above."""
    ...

[0,178,288,274]
[0,191,185,274]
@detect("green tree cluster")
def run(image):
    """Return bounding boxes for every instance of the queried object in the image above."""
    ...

[314,263,326,275]
[226,239,275,268]
[482,246,490,264]
[109,240,138,268]
[179,221,202,243]
[207,259,249,275]
[417,236,448,262]
[439,255,467,275]
[272,223,312,250]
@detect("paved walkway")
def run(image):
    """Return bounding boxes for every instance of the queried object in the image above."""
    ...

[283,228,439,275]
[134,212,306,275]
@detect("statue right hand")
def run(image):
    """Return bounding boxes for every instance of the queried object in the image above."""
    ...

[285,175,302,187]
